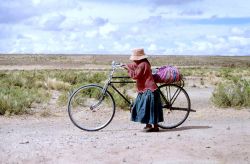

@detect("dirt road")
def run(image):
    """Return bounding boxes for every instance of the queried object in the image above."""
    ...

[1,87,250,164]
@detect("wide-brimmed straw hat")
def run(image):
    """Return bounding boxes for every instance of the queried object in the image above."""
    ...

[129,48,148,61]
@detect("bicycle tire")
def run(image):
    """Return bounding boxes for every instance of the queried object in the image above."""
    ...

[68,84,116,131]
[158,84,191,129]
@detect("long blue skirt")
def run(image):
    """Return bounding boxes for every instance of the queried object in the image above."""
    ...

[131,89,164,124]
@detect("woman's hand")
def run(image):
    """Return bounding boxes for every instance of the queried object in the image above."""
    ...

[121,64,128,70]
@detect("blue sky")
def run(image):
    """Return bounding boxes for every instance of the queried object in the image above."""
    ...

[0,0,250,55]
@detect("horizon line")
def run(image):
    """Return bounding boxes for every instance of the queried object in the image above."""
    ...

[0,53,249,57]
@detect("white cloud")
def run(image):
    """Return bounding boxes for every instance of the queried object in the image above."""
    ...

[113,42,131,53]
[229,48,239,54]
[148,43,157,51]
[228,36,250,46]
[39,13,65,30]
[99,23,118,38]
[173,42,190,54]
[98,44,105,50]
[85,30,98,38]
[32,0,41,6]
[231,27,244,35]
[131,26,139,33]
[194,41,213,52]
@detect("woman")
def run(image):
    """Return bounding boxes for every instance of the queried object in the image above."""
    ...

[123,48,164,132]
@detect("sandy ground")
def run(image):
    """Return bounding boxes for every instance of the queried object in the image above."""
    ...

[1,87,250,164]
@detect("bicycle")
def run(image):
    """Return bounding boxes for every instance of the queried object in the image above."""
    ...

[68,61,195,131]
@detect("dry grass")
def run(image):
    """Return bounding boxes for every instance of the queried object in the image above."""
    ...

[45,77,71,90]
[0,55,249,113]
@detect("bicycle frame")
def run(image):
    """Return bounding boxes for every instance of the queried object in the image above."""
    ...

[100,61,195,112]
[110,76,135,106]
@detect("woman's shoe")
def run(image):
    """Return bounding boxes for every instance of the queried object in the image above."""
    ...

[146,128,159,132]
[143,124,152,130]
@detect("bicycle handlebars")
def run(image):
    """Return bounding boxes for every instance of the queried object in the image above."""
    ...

[111,60,125,68]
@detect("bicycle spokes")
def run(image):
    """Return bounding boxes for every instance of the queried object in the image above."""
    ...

[163,85,181,106]
[68,85,115,131]
[170,87,181,105]
[158,84,191,129]
[90,94,106,110]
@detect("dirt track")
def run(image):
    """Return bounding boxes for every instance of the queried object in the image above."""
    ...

[1,87,250,164]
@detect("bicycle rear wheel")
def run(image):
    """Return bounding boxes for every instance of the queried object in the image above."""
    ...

[158,84,191,129]
[68,84,115,131]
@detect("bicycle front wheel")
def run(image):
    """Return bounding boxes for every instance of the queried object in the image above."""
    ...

[68,84,115,131]
[158,84,191,129]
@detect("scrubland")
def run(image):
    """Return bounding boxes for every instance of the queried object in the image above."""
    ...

[0,55,249,115]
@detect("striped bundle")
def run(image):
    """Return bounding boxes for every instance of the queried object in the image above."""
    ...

[153,66,181,84]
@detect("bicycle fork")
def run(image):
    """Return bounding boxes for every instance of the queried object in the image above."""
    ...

[90,65,116,110]
[90,82,109,111]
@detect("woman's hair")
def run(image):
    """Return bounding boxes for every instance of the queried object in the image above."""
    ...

[134,58,150,65]
[142,58,151,66]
